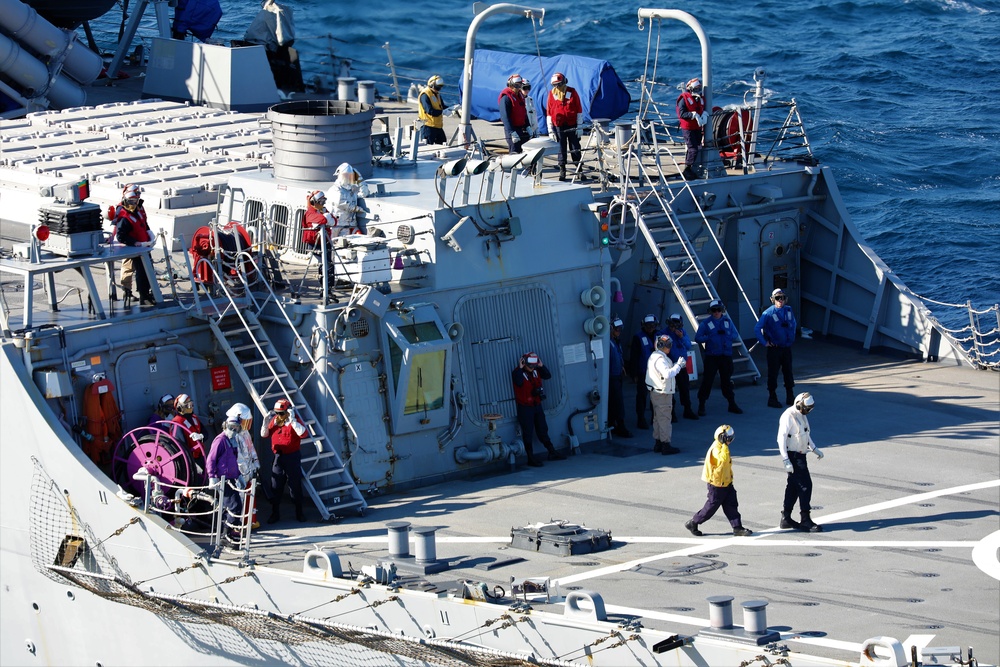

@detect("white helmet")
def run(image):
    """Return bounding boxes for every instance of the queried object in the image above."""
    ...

[715,424,735,445]
[122,183,141,209]
[771,288,786,303]
[224,414,242,434]
[795,392,815,414]
[335,163,358,187]
[309,190,326,207]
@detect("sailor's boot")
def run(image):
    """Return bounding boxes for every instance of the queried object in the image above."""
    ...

[768,391,782,408]
[786,388,796,406]
[267,506,281,525]
[697,401,706,417]
[636,415,649,430]
[559,166,567,181]
[799,511,823,532]
[661,441,679,455]
[653,440,663,453]
[727,401,743,415]
[683,405,699,420]
[779,511,801,530]
[684,520,703,536]
[295,503,306,523]
[732,526,753,537]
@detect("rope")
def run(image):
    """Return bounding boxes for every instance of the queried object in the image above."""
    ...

[530,16,546,88]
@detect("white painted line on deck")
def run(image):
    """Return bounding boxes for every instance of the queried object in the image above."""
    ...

[813,479,1000,525]
[971,530,1000,581]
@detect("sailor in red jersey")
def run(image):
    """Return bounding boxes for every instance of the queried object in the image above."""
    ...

[511,352,566,467]
[498,74,530,153]
[260,398,307,523]
[676,77,710,181]
[109,183,155,305]
[170,393,206,480]
[545,72,583,181]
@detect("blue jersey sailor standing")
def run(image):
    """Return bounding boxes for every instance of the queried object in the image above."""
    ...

[629,314,660,430]
[608,318,632,437]
[755,288,797,408]
[694,300,743,416]
[664,313,699,422]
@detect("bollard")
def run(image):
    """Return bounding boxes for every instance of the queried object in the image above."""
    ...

[338,77,358,102]
[707,595,734,629]
[358,80,376,105]
[386,521,410,558]
[412,526,438,564]
[741,600,769,635]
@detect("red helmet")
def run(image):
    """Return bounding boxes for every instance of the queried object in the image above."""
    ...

[550,72,567,86]
[308,190,326,207]
[685,77,703,93]
[507,74,524,88]
[274,398,292,413]
[122,183,141,208]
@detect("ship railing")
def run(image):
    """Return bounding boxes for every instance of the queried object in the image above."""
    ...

[293,32,465,103]
[137,473,257,562]
[908,294,1000,370]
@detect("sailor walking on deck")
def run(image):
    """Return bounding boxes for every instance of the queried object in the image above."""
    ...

[777,392,824,532]
[676,77,709,181]
[418,75,447,145]
[512,352,566,466]
[685,425,753,537]
[756,288,797,408]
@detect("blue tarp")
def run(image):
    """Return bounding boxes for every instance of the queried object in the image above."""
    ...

[460,50,631,134]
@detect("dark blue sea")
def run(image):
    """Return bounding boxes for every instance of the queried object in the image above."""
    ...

[89,0,1000,328]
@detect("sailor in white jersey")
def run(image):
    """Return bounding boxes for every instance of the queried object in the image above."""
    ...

[776,392,825,532]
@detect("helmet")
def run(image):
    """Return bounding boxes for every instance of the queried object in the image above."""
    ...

[274,398,292,413]
[224,414,242,433]
[309,190,326,207]
[524,352,539,366]
[550,72,567,86]
[771,288,786,302]
[715,424,735,445]
[335,163,358,187]
[709,299,724,312]
[795,392,815,414]
[227,402,253,431]
[642,314,658,326]
[611,317,624,328]
[174,393,193,413]
[158,393,175,409]
[122,183,141,209]
[427,75,444,90]
[655,335,672,350]
[685,77,703,93]
[668,313,683,326]
[521,78,532,91]
[507,74,523,88]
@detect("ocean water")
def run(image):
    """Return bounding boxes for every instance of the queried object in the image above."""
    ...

[87,0,1000,328]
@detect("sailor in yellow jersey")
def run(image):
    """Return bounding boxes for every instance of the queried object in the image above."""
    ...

[685,425,753,537]
[418,75,447,145]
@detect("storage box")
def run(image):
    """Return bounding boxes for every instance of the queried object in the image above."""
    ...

[333,239,391,284]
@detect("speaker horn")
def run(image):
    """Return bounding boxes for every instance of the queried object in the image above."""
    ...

[447,322,464,342]
[580,285,608,308]
[584,315,609,337]
[346,308,362,323]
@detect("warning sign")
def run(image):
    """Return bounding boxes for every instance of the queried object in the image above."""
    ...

[210,366,232,391]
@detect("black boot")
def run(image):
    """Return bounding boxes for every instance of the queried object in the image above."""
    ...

[727,401,743,415]
[636,416,649,430]
[295,505,306,522]
[661,441,680,455]
[685,520,703,536]
[547,448,567,461]
[683,406,699,420]
[786,389,796,406]
[671,410,678,423]
[768,392,782,408]
[732,526,753,537]
[267,507,280,524]
[697,402,706,417]
[559,166,567,181]
[653,440,662,453]
[779,511,801,530]
[799,511,823,532]
[527,456,544,467]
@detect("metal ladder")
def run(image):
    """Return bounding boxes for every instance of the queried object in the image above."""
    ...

[191,252,367,520]
[615,115,761,384]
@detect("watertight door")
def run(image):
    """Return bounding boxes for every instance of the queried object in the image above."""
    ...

[338,357,391,488]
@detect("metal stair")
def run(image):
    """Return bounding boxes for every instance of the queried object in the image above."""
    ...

[613,114,761,384]
[190,252,366,520]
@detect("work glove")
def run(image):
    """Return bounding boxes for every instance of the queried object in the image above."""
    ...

[783,458,793,472]
[511,133,521,144]
[700,111,711,126]
[549,132,558,143]
[445,104,461,117]
[576,127,584,137]
[692,113,703,126]
[813,448,824,459]
[285,407,295,421]
[190,432,204,442]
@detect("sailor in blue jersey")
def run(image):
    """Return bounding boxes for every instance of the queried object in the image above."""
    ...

[694,300,743,416]
[664,313,699,421]
[629,314,660,430]
[607,318,632,437]
[755,288,797,408]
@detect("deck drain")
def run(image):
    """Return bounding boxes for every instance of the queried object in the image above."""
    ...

[914,482,934,486]
[804,552,821,557]
[907,598,924,604]
[800,602,819,607]
[918,503,935,507]
[925,548,941,553]
[795,578,812,583]
[920,573,939,578]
